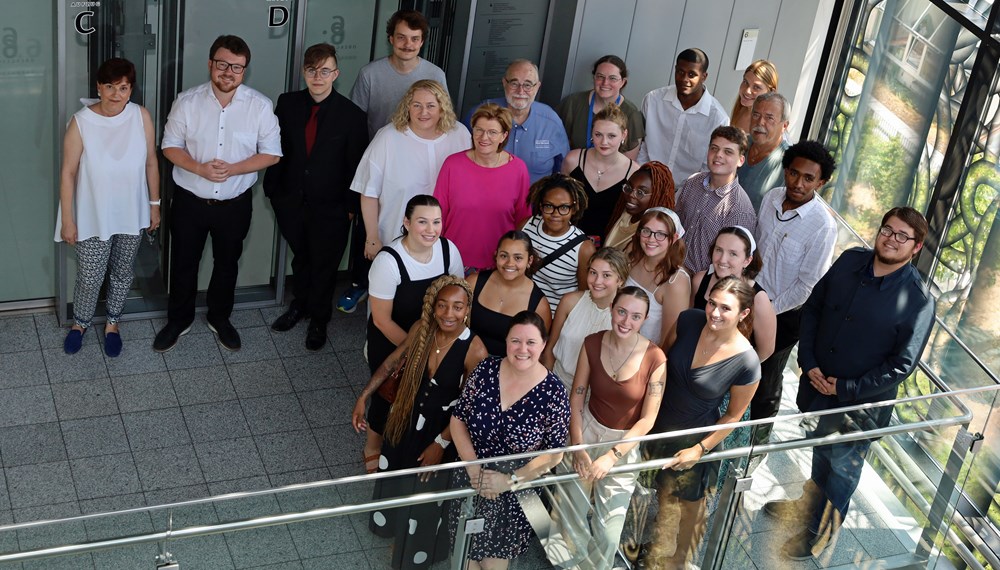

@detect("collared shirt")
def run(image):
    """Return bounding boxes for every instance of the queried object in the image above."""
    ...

[472,98,570,182]
[738,138,790,211]
[676,172,757,274]
[797,248,935,417]
[755,187,837,314]
[637,85,729,182]
[162,82,282,200]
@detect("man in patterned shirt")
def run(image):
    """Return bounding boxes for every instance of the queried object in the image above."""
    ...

[675,125,757,274]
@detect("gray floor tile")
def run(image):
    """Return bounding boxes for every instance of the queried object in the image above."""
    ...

[23,555,95,570]
[195,438,266,482]
[170,365,236,405]
[80,493,152,541]
[270,325,332,358]
[0,316,40,354]
[162,332,224,371]
[13,502,87,553]
[228,359,293,398]
[145,484,217,530]
[51,377,119,420]
[108,319,156,341]
[61,415,130,459]
[224,525,300,568]
[251,562,304,570]
[91,543,158,570]
[301,551,370,569]
[229,309,267,330]
[336,350,371,387]
[111,371,178,413]
[848,511,907,559]
[313,424,365,467]
[123,408,191,451]
[69,453,141,500]
[221,326,279,365]
[36,312,89,350]
[0,350,48,389]
[0,470,9,511]
[0,385,57,428]
[327,316,366,353]
[182,400,251,443]
[282,352,350,391]
[742,526,819,569]
[104,339,167,376]
[0,508,16,557]
[241,394,309,435]
[255,430,326,475]
[287,517,361,559]
[6,461,77,508]
[41,344,107,384]
[168,534,234,569]
[208,476,278,522]
[0,423,67,467]
[362,544,393,568]
[269,469,336,513]
[133,445,205,491]
[298,387,356,429]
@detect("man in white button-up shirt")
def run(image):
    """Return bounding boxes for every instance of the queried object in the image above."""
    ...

[154,35,281,353]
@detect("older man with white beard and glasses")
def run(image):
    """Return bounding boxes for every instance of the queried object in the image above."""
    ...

[466,59,569,182]
[737,91,790,211]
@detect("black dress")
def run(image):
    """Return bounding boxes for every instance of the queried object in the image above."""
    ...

[571,149,635,244]
[470,270,546,356]
[369,328,476,569]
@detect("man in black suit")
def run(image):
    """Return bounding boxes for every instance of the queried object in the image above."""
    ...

[263,43,367,350]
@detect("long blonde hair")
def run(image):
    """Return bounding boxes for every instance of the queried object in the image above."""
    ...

[730,59,778,119]
[383,275,473,446]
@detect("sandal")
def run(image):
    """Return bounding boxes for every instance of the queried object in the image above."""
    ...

[363,452,380,474]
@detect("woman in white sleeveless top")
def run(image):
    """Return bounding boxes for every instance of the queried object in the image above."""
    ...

[55,58,159,358]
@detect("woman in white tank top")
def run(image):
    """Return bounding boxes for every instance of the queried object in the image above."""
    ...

[624,207,690,345]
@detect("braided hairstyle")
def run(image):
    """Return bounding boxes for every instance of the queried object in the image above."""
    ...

[605,161,676,236]
[383,274,474,446]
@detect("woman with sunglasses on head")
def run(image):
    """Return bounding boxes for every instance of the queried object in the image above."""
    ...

[435,103,531,274]
[625,208,690,346]
[356,275,488,569]
[604,161,676,251]
[469,231,551,357]
[520,174,596,316]
[542,247,630,390]
[561,104,637,245]
[557,55,645,160]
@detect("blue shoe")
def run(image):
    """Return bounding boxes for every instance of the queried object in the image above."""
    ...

[104,331,123,358]
[337,285,369,314]
[64,329,85,355]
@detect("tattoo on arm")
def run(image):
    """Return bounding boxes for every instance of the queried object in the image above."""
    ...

[648,382,664,397]
[574,386,586,395]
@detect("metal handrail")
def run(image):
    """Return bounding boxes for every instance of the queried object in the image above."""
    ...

[0,383,993,563]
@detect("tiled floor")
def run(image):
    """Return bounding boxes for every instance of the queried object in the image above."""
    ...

[0,305,945,569]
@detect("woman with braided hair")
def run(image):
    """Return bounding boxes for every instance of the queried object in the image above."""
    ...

[354,274,488,569]
[604,161,676,251]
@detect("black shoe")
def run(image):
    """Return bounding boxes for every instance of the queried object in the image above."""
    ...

[153,322,192,353]
[271,307,307,332]
[782,529,823,560]
[207,318,241,351]
[305,323,327,351]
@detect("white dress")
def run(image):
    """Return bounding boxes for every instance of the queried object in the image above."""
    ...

[551,291,611,389]
[55,100,150,242]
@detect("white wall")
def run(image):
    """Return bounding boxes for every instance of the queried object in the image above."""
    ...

[547,0,836,141]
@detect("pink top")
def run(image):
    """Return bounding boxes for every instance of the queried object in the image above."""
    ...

[433,151,531,269]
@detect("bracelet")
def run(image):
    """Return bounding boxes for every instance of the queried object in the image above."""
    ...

[611,446,623,459]
[434,434,451,449]
[697,441,709,455]
[149,200,161,206]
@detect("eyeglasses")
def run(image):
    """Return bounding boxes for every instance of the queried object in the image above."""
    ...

[305,67,337,78]
[878,225,917,243]
[622,183,651,200]
[540,202,574,215]
[594,73,622,84]
[212,59,246,74]
[504,78,537,92]
[472,127,503,139]
[639,227,670,242]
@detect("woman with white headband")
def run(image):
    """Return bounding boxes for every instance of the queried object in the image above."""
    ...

[624,207,690,346]
[689,225,776,361]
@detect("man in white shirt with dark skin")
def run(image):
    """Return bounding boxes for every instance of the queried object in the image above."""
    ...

[638,48,729,182]
[338,9,448,314]
[154,35,281,353]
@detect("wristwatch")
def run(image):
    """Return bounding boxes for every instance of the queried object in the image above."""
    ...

[611,446,624,459]
[434,434,451,449]
[508,473,522,487]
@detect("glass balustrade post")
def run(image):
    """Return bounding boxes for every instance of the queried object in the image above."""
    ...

[916,425,980,563]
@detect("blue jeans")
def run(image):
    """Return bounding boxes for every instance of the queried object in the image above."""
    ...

[808,439,870,534]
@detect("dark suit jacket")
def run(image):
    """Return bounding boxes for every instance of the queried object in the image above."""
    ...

[263,88,367,211]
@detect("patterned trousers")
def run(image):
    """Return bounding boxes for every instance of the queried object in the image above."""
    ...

[73,233,142,327]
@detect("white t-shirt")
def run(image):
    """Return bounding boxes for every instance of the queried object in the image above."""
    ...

[368,238,465,300]
[351,124,471,245]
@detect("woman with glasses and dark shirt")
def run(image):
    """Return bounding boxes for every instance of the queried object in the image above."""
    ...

[519,174,596,315]
[557,55,645,160]
[434,103,531,274]
[624,208,690,345]
[561,105,637,245]
[604,161,676,251]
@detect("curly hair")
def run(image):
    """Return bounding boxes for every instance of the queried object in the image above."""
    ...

[526,174,589,224]
[628,209,686,285]
[605,161,676,235]
[384,275,473,446]
[783,140,836,182]
[390,79,457,133]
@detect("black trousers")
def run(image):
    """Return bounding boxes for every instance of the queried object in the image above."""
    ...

[348,212,370,288]
[750,308,802,443]
[272,192,351,325]
[167,187,252,326]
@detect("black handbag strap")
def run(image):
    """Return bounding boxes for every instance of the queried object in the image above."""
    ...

[536,234,590,272]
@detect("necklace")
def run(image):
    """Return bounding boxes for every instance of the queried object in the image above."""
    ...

[401,239,433,263]
[607,333,641,380]
[589,149,619,184]
[434,331,460,354]
[473,151,502,169]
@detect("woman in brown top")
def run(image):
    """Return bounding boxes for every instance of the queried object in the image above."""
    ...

[558,285,666,568]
